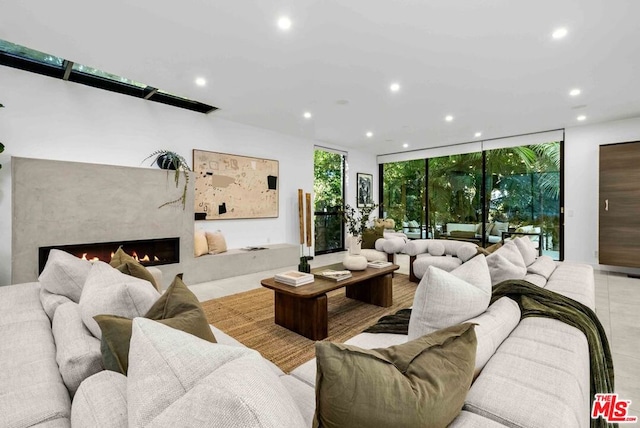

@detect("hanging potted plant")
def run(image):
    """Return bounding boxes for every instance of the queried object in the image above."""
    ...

[143,150,191,209]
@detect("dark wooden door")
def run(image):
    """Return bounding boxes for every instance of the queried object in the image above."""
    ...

[599,141,640,267]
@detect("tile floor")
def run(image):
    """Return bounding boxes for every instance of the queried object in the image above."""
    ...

[189,252,640,420]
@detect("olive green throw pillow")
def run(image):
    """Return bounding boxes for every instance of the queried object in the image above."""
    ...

[361,226,384,249]
[313,323,477,428]
[94,275,216,375]
[110,247,159,291]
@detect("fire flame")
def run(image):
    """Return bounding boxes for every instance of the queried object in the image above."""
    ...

[80,251,156,264]
[81,253,100,262]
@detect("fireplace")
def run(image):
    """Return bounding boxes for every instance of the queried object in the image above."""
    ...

[38,237,180,274]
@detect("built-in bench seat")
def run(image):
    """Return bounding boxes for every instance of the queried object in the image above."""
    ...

[185,243,299,284]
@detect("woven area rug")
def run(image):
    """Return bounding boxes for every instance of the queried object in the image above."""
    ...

[201,274,416,373]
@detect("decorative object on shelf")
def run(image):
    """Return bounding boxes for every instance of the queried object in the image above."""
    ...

[193,149,278,219]
[143,150,191,209]
[297,188,314,264]
[297,256,311,273]
[356,172,374,207]
[342,254,368,271]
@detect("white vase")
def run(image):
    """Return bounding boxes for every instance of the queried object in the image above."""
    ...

[349,235,362,255]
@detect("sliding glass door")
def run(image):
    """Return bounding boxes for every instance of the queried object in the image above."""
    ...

[485,142,561,258]
[381,160,426,239]
[428,153,483,240]
[313,149,345,254]
[381,140,563,259]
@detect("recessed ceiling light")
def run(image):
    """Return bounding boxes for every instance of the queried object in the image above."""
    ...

[552,27,568,39]
[195,77,206,86]
[577,115,587,121]
[403,143,409,148]
[474,132,482,138]
[366,131,373,138]
[277,16,292,31]
[303,111,312,119]
[390,82,401,92]
[445,115,454,122]
[569,88,581,96]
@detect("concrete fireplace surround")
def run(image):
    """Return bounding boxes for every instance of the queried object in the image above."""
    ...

[11,157,297,287]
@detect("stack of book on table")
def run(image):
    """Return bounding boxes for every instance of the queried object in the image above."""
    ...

[367,260,393,268]
[274,271,314,286]
[314,269,353,282]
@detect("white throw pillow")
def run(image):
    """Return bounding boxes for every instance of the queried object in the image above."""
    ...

[39,249,92,303]
[79,262,160,338]
[464,297,521,376]
[127,318,306,428]
[527,255,557,279]
[408,255,492,340]
[52,302,103,396]
[72,371,128,428]
[513,236,537,266]
[486,241,527,286]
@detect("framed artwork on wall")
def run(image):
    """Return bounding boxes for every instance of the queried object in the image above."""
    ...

[356,173,374,207]
[193,149,279,219]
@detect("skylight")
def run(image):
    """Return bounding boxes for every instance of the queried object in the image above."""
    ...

[0,39,218,114]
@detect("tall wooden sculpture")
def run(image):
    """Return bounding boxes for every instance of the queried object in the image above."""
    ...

[297,189,313,272]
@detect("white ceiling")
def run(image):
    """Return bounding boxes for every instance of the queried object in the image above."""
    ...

[2,0,640,155]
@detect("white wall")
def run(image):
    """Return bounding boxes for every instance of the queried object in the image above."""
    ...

[564,116,640,274]
[0,67,374,285]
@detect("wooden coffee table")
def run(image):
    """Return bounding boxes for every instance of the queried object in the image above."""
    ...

[260,263,399,340]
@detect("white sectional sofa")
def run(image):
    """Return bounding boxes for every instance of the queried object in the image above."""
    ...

[291,238,600,427]
[1,238,600,427]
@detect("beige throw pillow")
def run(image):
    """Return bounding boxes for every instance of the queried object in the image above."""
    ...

[313,323,477,428]
[408,254,492,340]
[205,230,227,254]
[194,230,209,257]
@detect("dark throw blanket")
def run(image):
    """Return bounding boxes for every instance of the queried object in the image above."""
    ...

[363,308,411,335]
[364,279,616,428]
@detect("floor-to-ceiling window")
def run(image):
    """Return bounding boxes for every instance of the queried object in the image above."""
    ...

[485,142,561,258]
[381,159,426,239]
[428,153,483,240]
[380,135,563,259]
[313,148,345,254]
